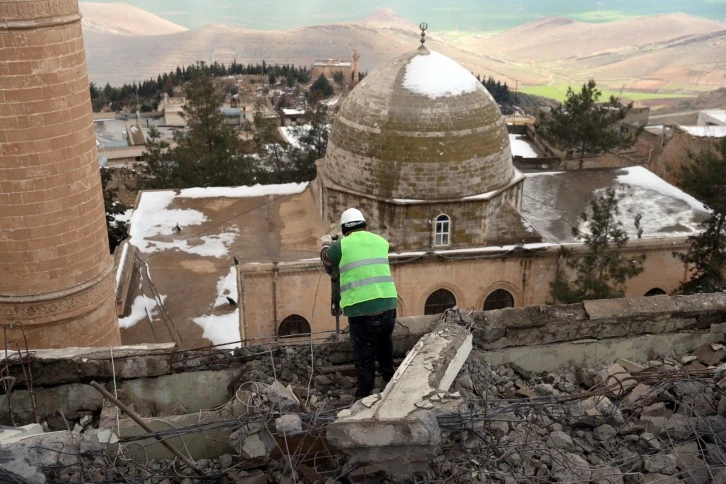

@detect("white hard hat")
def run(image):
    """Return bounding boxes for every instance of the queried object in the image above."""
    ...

[340,208,366,231]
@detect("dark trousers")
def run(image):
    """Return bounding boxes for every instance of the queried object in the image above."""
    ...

[348,309,396,399]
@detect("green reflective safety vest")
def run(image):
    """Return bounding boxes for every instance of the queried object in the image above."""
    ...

[339,231,397,309]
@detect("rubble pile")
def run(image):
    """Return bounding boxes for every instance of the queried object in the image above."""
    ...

[4,340,726,483]
[425,343,726,483]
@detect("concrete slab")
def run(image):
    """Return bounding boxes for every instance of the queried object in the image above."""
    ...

[584,295,678,321]
[327,322,472,477]
[477,332,722,373]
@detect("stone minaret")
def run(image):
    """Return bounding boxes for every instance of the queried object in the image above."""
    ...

[352,48,360,83]
[0,0,121,349]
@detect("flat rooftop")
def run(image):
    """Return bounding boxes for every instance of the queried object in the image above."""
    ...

[122,183,325,348]
[522,166,710,243]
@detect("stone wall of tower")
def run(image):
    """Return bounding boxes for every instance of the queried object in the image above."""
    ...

[0,0,120,348]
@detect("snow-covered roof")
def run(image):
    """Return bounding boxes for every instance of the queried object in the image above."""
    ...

[680,125,726,138]
[403,50,486,100]
[122,183,325,349]
[281,108,305,116]
[509,134,539,158]
[522,166,710,243]
[314,60,351,67]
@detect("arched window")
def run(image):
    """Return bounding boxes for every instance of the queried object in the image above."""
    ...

[644,288,666,297]
[278,314,311,338]
[484,289,514,310]
[434,214,451,247]
[424,289,456,315]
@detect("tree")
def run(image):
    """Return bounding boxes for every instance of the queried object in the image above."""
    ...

[333,70,345,88]
[673,138,726,294]
[550,188,645,303]
[310,74,334,99]
[538,80,640,168]
[141,68,257,188]
[100,169,129,253]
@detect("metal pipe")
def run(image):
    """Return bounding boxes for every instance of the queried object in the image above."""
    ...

[89,381,205,476]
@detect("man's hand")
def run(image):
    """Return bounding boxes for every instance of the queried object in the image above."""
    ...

[320,234,333,248]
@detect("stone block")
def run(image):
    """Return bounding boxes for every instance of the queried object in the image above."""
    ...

[327,322,472,478]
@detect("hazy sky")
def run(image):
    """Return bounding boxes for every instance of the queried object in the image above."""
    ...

[86,0,726,31]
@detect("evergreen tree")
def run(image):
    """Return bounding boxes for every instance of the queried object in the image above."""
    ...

[550,188,645,303]
[141,69,256,188]
[673,138,726,294]
[333,70,345,88]
[100,168,129,253]
[538,80,640,168]
[310,74,334,99]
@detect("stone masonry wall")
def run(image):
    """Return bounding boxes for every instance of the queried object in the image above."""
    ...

[321,174,534,251]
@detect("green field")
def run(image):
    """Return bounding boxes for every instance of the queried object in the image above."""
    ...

[521,83,697,103]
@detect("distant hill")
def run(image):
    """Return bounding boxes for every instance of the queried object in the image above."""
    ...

[80,5,726,100]
[80,2,187,36]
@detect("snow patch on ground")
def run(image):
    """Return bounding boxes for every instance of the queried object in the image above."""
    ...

[403,50,485,99]
[119,294,166,329]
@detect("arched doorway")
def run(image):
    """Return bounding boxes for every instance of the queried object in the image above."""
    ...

[483,289,514,310]
[278,314,311,338]
[424,289,456,315]
[644,288,666,297]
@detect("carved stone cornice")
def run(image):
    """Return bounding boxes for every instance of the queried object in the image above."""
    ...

[0,266,116,326]
[0,0,81,30]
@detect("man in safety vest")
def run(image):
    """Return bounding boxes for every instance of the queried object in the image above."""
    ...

[320,208,398,400]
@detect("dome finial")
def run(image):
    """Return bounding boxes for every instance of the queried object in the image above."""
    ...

[419,22,428,46]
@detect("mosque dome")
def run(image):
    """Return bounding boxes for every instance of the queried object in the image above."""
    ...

[324,46,514,201]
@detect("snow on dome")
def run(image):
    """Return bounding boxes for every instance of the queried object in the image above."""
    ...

[403,50,485,99]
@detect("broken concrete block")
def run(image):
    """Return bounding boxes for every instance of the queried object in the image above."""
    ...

[327,322,471,478]
[603,363,637,397]
[0,423,43,446]
[551,452,591,482]
[264,380,300,412]
[616,358,644,373]
[640,415,667,435]
[240,430,276,460]
[642,402,668,417]
[673,441,709,484]
[0,448,47,483]
[591,466,623,484]
[568,396,623,427]
[711,323,726,333]
[694,342,726,366]
[661,414,694,440]
[274,414,303,436]
[3,431,82,467]
[643,453,677,474]
[625,383,653,406]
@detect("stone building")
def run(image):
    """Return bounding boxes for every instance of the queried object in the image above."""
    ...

[119,44,709,349]
[0,0,120,348]
[311,49,359,87]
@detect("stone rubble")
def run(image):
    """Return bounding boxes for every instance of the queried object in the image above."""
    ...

[1,341,726,482]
